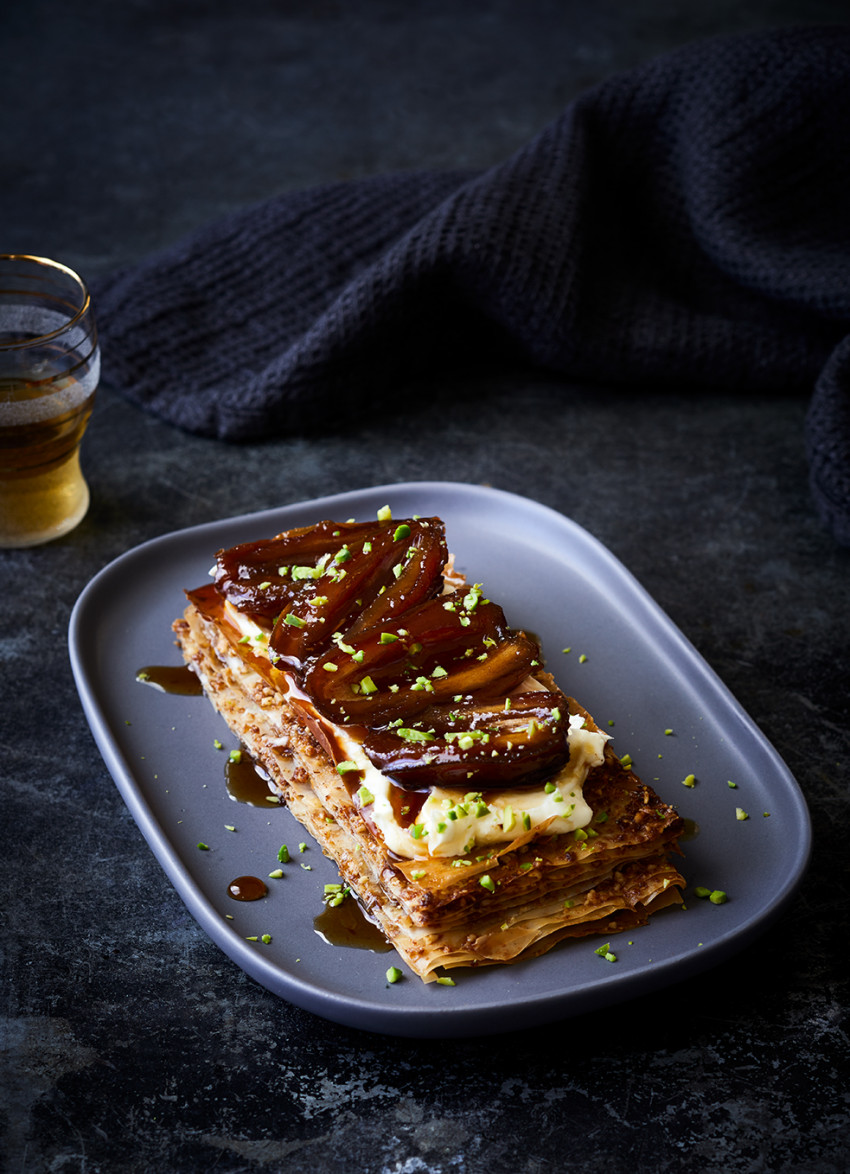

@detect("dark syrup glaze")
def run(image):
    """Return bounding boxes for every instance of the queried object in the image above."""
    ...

[227,875,269,901]
[225,749,279,806]
[136,664,203,695]
[314,898,392,953]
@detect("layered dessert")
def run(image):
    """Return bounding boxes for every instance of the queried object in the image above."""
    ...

[174,508,685,981]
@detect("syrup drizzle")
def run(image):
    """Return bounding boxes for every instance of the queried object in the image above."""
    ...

[225,749,279,806]
[136,664,203,695]
[314,898,392,953]
[227,875,268,902]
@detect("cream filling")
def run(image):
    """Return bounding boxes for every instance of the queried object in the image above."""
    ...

[222,600,606,860]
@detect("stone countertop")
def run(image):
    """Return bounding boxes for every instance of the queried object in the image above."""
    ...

[3,3,849,1172]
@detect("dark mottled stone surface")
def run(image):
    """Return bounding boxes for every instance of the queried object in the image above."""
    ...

[2,3,849,1172]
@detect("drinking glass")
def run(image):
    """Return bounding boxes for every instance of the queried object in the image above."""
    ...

[0,255,100,547]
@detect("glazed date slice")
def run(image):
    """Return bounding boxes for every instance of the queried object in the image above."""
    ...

[302,589,539,724]
[214,517,447,666]
[215,520,378,616]
[361,693,571,790]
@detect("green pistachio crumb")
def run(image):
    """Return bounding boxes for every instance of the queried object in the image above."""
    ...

[386,966,403,984]
[261,934,272,944]
[197,842,210,851]
[728,780,738,788]
[377,504,392,521]
[682,774,696,788]
[594,942,617,962]
[268,869,284,879]
[579,653,587,663]
[709,890,728,904]
[356,785,375,806]
[436,975,456,986]
[735,807,749,821]
[228,749,242,763]
[480,875,496,892]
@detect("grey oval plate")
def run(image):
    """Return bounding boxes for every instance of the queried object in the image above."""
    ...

[69,481,810,1037]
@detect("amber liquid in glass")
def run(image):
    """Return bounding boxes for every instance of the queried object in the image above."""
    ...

[0,367,96,547]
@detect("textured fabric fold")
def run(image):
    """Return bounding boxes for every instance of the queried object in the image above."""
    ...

[92,26,850,542]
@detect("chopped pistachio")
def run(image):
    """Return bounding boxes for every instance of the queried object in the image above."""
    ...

[377,504,392,521]
[356,785,375,806]
[709,890,728,904]
[268,869,284,879]
[386,966,403,984]
[197,842,210,851]
[435,975,456,986]
[681,774,696,788]
[480,875,496,892]
[283,612,306,628]
[735,807,749,821]
[336,760,360,774]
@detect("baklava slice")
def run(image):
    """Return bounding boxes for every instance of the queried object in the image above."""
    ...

[174,511,685,981]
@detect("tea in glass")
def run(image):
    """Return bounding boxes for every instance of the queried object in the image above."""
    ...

[0,255,100,547]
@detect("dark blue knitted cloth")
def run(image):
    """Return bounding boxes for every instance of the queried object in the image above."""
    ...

[93,26,850,544]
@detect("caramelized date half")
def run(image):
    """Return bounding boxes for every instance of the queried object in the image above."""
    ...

[302,590,539,725]
[215,517,448,667]
[361,693,571,790]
